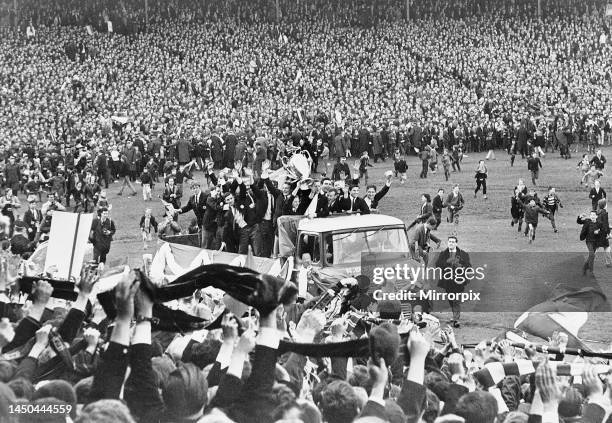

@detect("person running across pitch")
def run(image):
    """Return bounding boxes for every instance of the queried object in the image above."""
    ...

[589,180,606,211]
[523,198,550,243]
[527,151,543,186]
[595,199,612,267]
[407,193,433,230]
[451,145,461,172]
[432,188,445,230]
[510,187,525,232]
[474,160,487,199]
[435,235,473,328]
[579,210,603,277]
[419,147,430,179]
[441,148,452,181]
[582,165,604,189]
[542,186,563,233]
[577,154,590,185]
[357,151,373,186]
[393,149,408,184]
[445,184,465,232]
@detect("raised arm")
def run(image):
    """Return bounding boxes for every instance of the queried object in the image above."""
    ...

[124,280,165,421]
[2,280,53,353]
[88,269,137,403]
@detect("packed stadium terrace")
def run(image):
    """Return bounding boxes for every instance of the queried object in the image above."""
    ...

[0,0,610,152]
[0,2,611,423]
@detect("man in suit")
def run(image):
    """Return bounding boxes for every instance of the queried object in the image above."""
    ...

[436,235,473,328]
[409,217,440,264]
[342,185,370,214]
[445,184,465,230]
[260,172,295,227]
[90,207,116,265]
[162,177,182,210]
[177,182,207,238]
[300,180,329,218]
[590,149,607,171]
[589,180,606,211]
[364,174,391,211]
[23,196,43,242]
[408,193,434,230]
[326,188,344,214]
[237,180,266,256]
[257,176,276,258]
[220,192,244,253]
[202,186,222,249]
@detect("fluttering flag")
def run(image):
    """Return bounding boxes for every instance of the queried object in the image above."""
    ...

[513,286,608,349]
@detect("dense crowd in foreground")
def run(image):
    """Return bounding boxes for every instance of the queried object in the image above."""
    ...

[0,262,611,423]
[0,0,611,422]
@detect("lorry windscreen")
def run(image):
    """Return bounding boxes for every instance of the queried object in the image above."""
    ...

[326,227,409,265]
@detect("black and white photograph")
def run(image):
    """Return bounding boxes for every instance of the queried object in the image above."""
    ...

[0,0,612,422]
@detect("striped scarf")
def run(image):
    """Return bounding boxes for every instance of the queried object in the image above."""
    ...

[473,360,610,389]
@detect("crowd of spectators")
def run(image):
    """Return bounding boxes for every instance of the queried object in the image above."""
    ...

[0,256,611,423]
[0,1,610,421]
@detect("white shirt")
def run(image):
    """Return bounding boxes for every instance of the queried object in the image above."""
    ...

[264,192,273,221]
[232,207,247,229]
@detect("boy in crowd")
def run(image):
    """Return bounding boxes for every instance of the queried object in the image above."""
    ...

[140,208,158,250]
[140,167,154,201]
[393,149,407,184]
[542,186,563,233]
[524,198,550,243]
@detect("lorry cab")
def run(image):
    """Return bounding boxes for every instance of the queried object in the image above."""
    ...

[294,214,411,277]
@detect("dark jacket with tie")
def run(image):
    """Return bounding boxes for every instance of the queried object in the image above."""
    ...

[262,178,293,226]
[180,191,207,227]
[342,195,371,214]
[300,193,329,217]
[90,217,116,253]
[436,247,472,294]
[589,187,606,209]
[367,183,390,210]
[328,197,345,214]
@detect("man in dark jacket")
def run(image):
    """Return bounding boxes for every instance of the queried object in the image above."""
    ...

[436,235,472,327]
[237,179,265,256]
[4,156,21,193]
[527,152,542,185]
[432,189,445,229]
[590,149,606,171]
[341,185,370,214]
[223,130,237,169]
[10,220,33,257]
[589,180,606,211]
[202,186,222,249]
[90,207,116,264]
[177,182,206,230]
[364,175,391,211]
[580,210,603,277]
